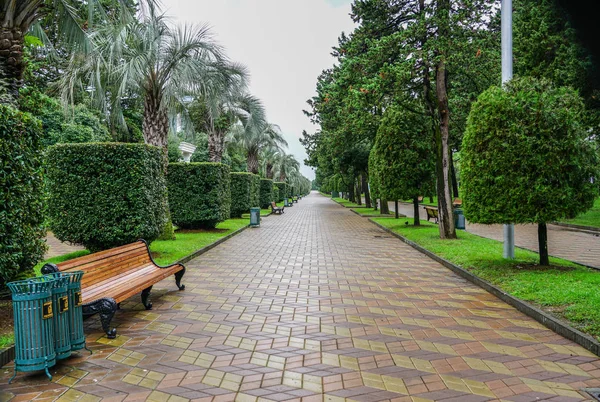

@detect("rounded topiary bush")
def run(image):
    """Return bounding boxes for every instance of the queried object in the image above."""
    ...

[275,182,287,202]
[168,163,231,228]
[45,143,168,252]
[260,178,274,209]
[0,105,46,290]
[230,173,260,218]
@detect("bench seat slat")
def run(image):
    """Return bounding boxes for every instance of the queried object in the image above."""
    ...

[58,243,148,270]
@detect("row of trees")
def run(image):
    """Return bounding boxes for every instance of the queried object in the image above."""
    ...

[303,0,600,263]
[1,0,310,289]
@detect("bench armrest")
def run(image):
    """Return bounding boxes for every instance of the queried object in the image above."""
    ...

[138,239,186,271]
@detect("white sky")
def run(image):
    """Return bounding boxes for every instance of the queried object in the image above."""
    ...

[161,0,356,180]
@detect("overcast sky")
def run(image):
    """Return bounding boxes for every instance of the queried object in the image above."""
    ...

[161,0,356,180]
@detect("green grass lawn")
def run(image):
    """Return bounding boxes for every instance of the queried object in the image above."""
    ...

[352,208,394,217]
[560,198,600,229]
[372,218,600,340]
[332,197,366,208]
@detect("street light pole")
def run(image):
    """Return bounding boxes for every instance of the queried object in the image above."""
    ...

[502,0,515,259]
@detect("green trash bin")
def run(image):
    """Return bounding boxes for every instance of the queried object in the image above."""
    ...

[250,207,261,228]
[7,276,57,383]
[63,271,90,353]
[47,273,72,361]
[454,208,466,230]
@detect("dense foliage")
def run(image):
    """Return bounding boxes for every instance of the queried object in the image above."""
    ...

[274,182,288,202]
[168,163,231,229]
[259,178,274,209]
[46,143,168,252]
[0,105,46,290]
[462,77,599,263]
[230,173,260,218]
[272,185,280,205]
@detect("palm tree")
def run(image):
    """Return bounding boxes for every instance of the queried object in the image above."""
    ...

[0,0,136,99]
[275,152,300,182]
[60,3,246,148]
[259,146,281,179]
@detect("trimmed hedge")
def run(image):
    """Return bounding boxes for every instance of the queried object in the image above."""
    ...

[275,182,288,202]
[168,163,231,228]
[46,143,168,252]
[260,179,274,209]
[230,173,260,218]
[273,185,280,205]
[0,105,46,290]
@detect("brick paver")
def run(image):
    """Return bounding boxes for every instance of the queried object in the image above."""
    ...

[2,193,600,401]
[389,201,600,269]
[45,232,85,259]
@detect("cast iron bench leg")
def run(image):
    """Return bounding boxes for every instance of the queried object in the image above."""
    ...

[175,268,186,290]
[141,286,153,310]
[83,298,118,339]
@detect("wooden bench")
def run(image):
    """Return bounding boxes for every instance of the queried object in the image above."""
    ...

[41,240,185,339]
[424,205,439,223]
[271,201,284,214]
[292,196,299,203]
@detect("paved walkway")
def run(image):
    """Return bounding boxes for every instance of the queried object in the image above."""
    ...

[2,193,600,401]
[388,202,600,269]
[45,233,85,259]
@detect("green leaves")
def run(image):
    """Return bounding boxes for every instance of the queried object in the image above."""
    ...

[230,173,260,218]
[0,105,46,290]
[167,163,231,229]
[45,143,168,251]
[462,77,600,225]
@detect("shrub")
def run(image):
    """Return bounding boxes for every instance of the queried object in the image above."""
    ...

[230,173,260,218]
[46,143,168,252]
[462,77,599,264]
[260,179,274,208]
[168,163,231,228]
[0,105,46,290]
[273,185,280,204]
[275,182,287,202]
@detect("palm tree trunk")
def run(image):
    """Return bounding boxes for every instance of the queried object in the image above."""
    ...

[143,96,169,148]
[247,152,259,174]
[0,27,25,101]
[208,130,223,163]
[266,164,274,179]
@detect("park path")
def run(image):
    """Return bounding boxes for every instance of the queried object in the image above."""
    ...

[2,192,600,401]
[388,202,600,269]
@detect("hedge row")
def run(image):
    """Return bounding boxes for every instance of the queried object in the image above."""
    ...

[46,143,168,252]
[168,163,231,229]
[230,173,260,218]
[274,182,288,202]
[0,105,47,290]
[260,179,274,209]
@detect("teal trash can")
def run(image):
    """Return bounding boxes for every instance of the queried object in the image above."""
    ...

[250,207,261,228]
[64,271,89,352]
[284,198,289,207]
[7,276,57,383]
[454,208,466,230]
[47,273,72,361]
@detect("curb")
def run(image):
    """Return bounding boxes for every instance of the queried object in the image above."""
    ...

[368,218,600,357]
[330,198,368,209]
[0,222,253,369]
[551,222,600,235]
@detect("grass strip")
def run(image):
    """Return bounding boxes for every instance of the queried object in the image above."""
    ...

[332,197,366,208]
[560,198,600,229]
[351,208,394,217]
[372,218,600,340]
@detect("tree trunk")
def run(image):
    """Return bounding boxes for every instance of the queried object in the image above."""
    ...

[247,152,259,174]
[380,198,390,214]
[413,197,421,226]
[538,222,549,266]
[143,96,169,148]
[433,0,456,240]
[266,164,274,179]
[450,154,459,199]
[349,184,355,203]
[356,179,362,205]
[395,200,399,219]
[208,129,224,163]
[362,176,372,208]
[0,27,25,101]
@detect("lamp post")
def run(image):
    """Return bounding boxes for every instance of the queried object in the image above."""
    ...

[502,0,515,259]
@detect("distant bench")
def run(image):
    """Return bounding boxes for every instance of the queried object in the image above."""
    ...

[42,240,185,339]
[423,198,463,224]
[271,201,284,214]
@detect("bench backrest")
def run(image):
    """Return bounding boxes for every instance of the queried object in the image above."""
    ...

[56,241,152,289]
[271,202,278,208]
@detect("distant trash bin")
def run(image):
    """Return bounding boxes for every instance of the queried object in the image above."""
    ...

[284,199,289,207]
[250,207,261,228]
[7,276,57,383]
[454,208,466,230]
